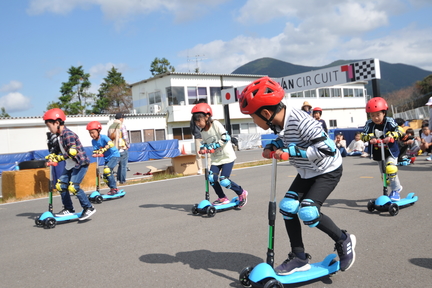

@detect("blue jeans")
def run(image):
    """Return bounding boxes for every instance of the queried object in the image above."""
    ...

[105,156,120,188]
[117,150,128,184]
[58,165,92,210]
[209,161,243,198]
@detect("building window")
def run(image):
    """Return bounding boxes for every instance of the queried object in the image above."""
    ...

[331,88,342,97]
[232,124,240,135]
[319,88,330,97]
[166,86,185,105]
[304,90,316,98]
[329,119,337,127]
[149,91,161,105]
[354,88,364,97]
[343,88,353,97]
[173,127,192,140]
[291,91,303,98]
[210,87,222,104]
[188,87,208,105]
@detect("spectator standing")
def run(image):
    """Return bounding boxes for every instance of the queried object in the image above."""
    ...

[108,113,130,184]
[300,101,312,116]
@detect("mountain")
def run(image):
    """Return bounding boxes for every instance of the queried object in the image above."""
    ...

[231,57,432,95]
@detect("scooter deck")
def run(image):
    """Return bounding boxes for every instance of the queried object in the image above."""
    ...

[374,192,418,207]
[197,197,239,211]
[249,254,339,285]
[37,211,82,222]
[88,190,126,201]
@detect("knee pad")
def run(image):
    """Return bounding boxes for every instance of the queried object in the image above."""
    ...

[208,171,216,186]
[103,167,112,183]
[220,176,232,188]
[386,163,398,180]
[55,179,67,192]
[298,199,321,227]
[68,182,78,195]
[279,191,299,220]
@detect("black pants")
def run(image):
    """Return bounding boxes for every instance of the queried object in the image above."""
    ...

[284,165,343,255]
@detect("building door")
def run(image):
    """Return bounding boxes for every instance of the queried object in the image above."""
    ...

[130,130,142,143]
[144,129,154,142]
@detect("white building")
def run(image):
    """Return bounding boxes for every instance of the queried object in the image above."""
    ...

[0,114,167,154]
[130,72,369,144]
[0,72,369,155]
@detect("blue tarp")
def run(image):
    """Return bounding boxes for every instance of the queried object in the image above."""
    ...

[0,139,180,175]
[261,134,278,148]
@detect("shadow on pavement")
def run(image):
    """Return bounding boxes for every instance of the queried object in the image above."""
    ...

[139,203,192,213]
[409,258,432,270]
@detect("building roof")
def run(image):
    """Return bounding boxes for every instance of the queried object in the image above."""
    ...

[130,72,267,86]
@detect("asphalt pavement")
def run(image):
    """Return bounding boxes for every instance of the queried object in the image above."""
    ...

[1,149,431,288]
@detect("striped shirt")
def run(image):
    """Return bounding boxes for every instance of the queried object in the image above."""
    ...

[277,107,342,179]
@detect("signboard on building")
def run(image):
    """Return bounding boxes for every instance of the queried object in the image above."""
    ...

[221,58,380,104]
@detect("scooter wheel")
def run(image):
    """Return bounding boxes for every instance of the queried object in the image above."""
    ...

[35,216,43,227]
[367,200,375,212]
[88,195,93,202]
[207,206,216,217]
[44,217,57,229]
[264,278,284,288]
[239,266,253,287]
[389,203,399,216]
[95,195,103,204]
[191,204,199,215]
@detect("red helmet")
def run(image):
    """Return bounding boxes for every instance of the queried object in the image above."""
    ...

[191,103,212,116]
[366,97,388,113]
[86,121,102,131]
[238,76,285,114]
[43,108,66,122]
[312,107,323,112]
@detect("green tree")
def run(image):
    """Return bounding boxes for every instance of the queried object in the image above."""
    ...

[0,107,10,117]
[92,67,132,114]
[47,66,94,114]
[150,57,175,76]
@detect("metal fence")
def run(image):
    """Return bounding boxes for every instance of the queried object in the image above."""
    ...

[393,106,429,121]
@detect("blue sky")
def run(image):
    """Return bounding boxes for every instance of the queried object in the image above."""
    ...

[1,0,432,117]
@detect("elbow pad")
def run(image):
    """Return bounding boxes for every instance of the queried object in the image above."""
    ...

[221,133,231,143]
[108,141,115,148]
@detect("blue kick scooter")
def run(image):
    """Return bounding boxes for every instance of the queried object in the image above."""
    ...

[191,147,240,217]
[35,161,82,229]
[88,153,126,203]
[239,152,339,288]
[367,131,418,216]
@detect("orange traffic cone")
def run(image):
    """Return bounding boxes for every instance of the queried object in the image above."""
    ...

[181,145,186,155]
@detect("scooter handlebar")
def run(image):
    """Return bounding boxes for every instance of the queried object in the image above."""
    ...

[92,154,104,158]
[46,161,58,167]
[268,151,289,160]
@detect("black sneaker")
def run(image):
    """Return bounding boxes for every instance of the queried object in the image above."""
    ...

[274,253,311,275]
[55,208,75,217]
[79,206,96,220]
[335,230,356,271]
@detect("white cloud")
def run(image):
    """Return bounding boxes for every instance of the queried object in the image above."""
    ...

[27,0,229,23]
[0,92,33,112]
[179,0,432,73]
[0,81,23,93]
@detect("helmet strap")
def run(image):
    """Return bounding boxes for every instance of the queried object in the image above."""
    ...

[257,103,285,134]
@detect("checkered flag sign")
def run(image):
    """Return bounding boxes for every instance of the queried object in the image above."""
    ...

[353,59,381,81]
